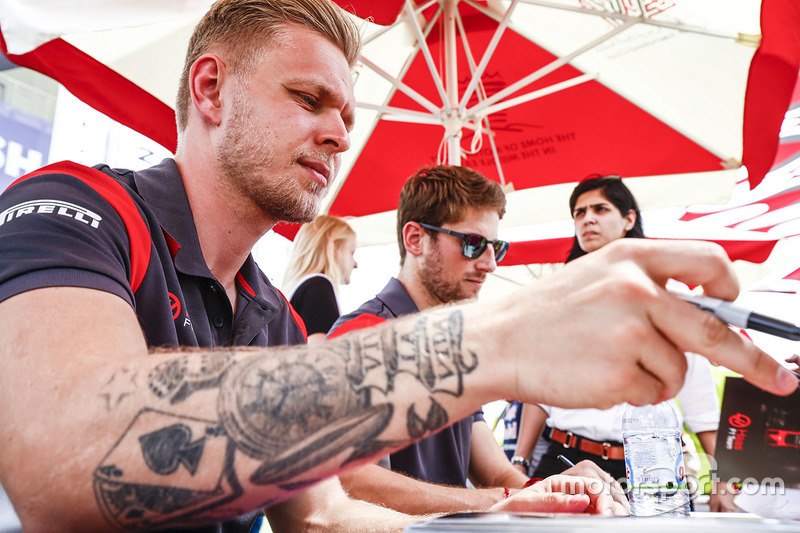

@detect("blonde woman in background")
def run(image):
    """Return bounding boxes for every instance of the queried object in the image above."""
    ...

[284,215,358,344]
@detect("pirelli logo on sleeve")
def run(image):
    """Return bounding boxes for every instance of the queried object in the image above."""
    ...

[0,199,102,229]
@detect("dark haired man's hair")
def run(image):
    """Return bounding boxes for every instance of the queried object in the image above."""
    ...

[397,166,506,264]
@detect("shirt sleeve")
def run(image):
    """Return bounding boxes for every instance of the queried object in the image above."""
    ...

[289,276,341,335]
[0,170,138,306]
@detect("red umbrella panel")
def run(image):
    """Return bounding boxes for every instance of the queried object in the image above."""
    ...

[681,72,800,239]
[501,72,800,267]
[331,1,726,217]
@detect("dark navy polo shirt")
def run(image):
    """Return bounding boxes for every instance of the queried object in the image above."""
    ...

[329,277,484,487]
[0,159,306,532]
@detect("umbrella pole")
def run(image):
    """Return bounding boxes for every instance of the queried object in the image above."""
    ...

[444,0,461,165]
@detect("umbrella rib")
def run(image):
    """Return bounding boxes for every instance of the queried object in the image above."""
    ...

[404,0,451,115]
[362,0,440,47]
[489,271,524,286]
[480,73,596,117]
[325,3,445,216]
[484,116,507,187]
[457,0,519,113]
[359,56,441,115]
[455,10,506,186]
[467,17,634,117]
[356,102,441,125]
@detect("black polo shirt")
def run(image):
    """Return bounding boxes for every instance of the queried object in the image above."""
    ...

[329,277,484,487]
[0,159,306,532]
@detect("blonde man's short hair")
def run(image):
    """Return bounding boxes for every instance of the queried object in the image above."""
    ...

[176,0,361,132]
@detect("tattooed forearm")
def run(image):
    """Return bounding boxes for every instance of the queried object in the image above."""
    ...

[95,309,478,528]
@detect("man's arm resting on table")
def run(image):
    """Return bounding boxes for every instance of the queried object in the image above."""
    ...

[265,477,438,533]
[339,417,628,516]
[340,420,540,514]
[468,420,529,489]
[339,462,508,515]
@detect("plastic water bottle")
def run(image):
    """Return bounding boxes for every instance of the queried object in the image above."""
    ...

[622,401,690,517]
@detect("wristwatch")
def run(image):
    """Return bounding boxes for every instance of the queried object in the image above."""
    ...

[510,456,530,469]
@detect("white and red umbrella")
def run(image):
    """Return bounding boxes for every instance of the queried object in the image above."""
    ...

[1,1,798,228]
[1,0,799,280]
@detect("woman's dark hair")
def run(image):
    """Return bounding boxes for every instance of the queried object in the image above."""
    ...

[565,174,645,263]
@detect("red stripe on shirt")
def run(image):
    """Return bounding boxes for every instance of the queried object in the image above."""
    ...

[10,161,151,293]
[275,288,308,341]
[327,313,387,338]
[235,272,256,297]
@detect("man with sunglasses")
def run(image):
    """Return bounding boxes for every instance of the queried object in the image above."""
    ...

[327,165,612,514]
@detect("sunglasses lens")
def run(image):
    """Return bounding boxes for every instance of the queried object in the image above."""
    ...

[462,234,487,259]
[494,241,510,263]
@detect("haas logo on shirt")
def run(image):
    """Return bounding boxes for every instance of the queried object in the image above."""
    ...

[169,292,192,328]
[0,199,102,228]
[169,292,182,320]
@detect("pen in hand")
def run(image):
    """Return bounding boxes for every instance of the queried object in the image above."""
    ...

[671,291,800,341]
[557,454,575,471]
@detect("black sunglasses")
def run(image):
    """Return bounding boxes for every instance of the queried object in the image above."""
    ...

[418,222,509,263]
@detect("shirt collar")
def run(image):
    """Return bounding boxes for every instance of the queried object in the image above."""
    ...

[375,277,420,317]
[132,158,210,278]
[134,159,284,308]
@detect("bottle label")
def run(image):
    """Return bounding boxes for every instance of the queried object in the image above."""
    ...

[624,433,687,490]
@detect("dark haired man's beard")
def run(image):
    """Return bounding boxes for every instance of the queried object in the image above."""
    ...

[419,246,476,305]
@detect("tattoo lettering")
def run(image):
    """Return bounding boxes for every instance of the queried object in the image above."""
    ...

[333,310,477,442]
[337,310,477,397]
[407,397,448,439]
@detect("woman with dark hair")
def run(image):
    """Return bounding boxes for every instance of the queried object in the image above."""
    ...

[565,175,644,263]
[512,175,739,512]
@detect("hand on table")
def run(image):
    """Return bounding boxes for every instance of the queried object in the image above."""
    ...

[490,474,628,516]
[561,460,628,512]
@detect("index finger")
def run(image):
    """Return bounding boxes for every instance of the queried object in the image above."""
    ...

[653,291,798,397]
[603,239,798,397]
[562,460,628,510]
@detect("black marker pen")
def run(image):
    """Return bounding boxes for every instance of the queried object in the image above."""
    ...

[673,291,800,341]
[557,454,575,471]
